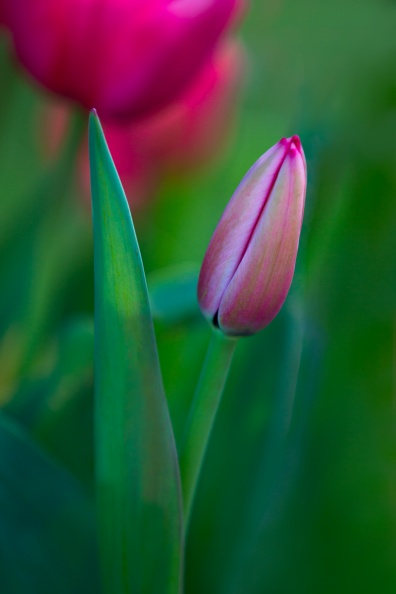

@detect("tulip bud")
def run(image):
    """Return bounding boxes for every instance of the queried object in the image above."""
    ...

[198,136,306,336]
[2,0,244,120]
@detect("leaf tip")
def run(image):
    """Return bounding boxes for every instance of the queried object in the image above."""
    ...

[89,106,103,139]
[88,108,104,168]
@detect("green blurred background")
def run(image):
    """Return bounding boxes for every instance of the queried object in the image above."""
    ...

[1,0,396,592]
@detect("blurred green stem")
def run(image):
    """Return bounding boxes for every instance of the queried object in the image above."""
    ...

[224,283,308,594]
[17,108,86,373]
[180,329,237,530]
[0,108,87,404]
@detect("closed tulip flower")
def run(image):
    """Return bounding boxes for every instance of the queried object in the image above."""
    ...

[198,136,307,336]
[3,0,244,120]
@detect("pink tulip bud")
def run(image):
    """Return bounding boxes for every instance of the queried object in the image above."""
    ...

[3,0,245,120]
[198,136,307,336]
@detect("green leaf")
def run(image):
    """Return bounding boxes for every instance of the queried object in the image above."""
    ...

[0,412,100,594]
[89,111,183,594]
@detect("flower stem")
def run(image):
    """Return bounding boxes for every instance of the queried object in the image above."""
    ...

[180,329,238,530]
[17,108,86,375]
[0,107,87,404]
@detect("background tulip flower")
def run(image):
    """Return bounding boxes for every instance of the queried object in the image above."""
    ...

[132,39,246,173]
[3,0,245,120]
[198,136,307,336]
[41,40,245,209]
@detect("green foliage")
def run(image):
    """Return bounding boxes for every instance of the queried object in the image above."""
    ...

[0,412,100,594]
[1,1,396,593]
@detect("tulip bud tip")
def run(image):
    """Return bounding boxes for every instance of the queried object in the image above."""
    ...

[291,134,302,151]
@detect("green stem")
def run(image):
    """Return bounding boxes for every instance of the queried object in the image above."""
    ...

[17,108,86,373]
[0,108,87,404]
[180,329,238,530]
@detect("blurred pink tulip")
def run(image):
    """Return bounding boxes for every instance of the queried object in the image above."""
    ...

[101,39,246,179]
[198,136,307,336]
[42,39,245,209]
[3,0,245,120]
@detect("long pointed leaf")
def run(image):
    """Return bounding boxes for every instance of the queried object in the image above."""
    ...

[89,111,183,594]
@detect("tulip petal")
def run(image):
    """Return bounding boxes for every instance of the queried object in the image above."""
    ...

[99,0,242,118]
[4,0,242,119]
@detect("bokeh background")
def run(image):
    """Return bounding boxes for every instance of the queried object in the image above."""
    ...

[1,0,396,592]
